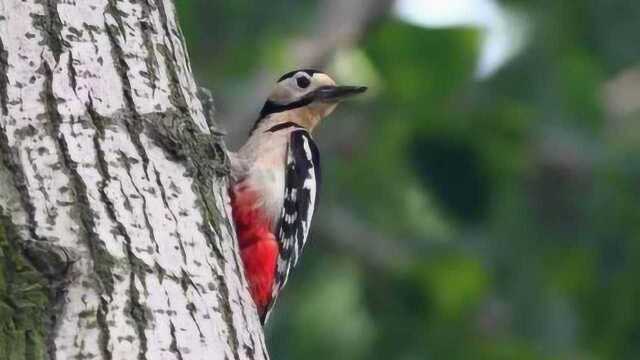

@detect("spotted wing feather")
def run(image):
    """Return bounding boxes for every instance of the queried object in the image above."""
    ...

[266,130,320,319]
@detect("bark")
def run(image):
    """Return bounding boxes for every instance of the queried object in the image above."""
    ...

[0,1,268,359]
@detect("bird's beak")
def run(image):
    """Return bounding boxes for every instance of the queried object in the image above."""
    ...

[312,85,368,102]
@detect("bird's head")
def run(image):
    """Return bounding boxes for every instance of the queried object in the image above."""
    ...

[254,69,367,132]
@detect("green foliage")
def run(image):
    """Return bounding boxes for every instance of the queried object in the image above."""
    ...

[179,1,640,358]
[269,256,374,360]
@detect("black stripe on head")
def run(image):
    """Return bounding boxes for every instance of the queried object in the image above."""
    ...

[259,96,313,118]
[277,69,323,82]
[266,122,304,132]
[251,97,314,133]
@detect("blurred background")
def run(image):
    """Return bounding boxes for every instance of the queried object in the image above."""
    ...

[177,1,640,359]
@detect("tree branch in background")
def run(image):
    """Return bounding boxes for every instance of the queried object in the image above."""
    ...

[223,0,394,147]
[602,64,640,141]
[316,206,414,271]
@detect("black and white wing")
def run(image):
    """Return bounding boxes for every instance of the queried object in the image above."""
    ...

[272,129,320,297]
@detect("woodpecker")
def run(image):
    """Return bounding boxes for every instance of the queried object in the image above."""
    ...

[229,69,366,323]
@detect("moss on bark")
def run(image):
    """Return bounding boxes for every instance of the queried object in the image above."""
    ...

[0,220,49,360]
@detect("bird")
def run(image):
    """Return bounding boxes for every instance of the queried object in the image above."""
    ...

[229,69,366,324]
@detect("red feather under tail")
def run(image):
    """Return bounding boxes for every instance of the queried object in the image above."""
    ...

[230,184,279,320]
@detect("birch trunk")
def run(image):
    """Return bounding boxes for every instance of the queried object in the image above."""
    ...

[0,1,268,359]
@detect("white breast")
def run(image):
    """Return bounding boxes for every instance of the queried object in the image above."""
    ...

[234,128,293,230]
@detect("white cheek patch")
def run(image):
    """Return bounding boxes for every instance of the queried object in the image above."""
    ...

[269,83,297,103]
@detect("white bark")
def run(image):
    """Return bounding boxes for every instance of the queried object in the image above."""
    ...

[0,1,268,359]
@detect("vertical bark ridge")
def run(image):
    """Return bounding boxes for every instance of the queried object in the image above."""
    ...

[195,187,226,260]
[40,60,115,297]
[90,136,157,360]
[0,36,8,115]
[138,0,159,95]
[157,42,190,115]
[104,0,127,43]
[215,273,242,360]
[153,0,178,64]
[154,0,192,114]
[86,99,150,360]
[0,124,41,242]
[169,320,185,360]
[118,150,160,252]
[154,0,206,128]
[128,272,150,360]
[96,297,114,360]
[24,146,55,229]
[39,60,118,359]
[32,0,66,63]
[153,165,187,263]
[85,101,139,271]
[66,51,77,96]
[170,4,197,85]
[104,19,151,180]
[236,288,258,359]
[185,301,204,338]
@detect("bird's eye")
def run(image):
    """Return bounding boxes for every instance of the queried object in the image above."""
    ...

[296,77,310,89]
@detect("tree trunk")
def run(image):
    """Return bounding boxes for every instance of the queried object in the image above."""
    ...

[0,1,268,359]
